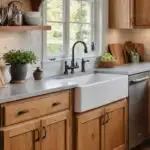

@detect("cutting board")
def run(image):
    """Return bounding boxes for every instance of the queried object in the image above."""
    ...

[108,44,126,65]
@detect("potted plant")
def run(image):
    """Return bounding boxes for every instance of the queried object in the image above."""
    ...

[128,50,140,63]
[3,50,36,84]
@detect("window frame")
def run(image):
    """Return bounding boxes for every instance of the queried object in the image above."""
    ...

[42,0,101,62]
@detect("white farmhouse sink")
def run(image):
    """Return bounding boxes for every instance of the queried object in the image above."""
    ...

[60,73,128,112]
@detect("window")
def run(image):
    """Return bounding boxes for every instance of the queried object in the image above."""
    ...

[45,0,100,59]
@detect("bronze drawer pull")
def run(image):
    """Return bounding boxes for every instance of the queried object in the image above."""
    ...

[104,113,110,124]
[102,114,106,125]
[34,129,40,142]
[17,109,29,116]
[52,102,61,107]
[42,127,47,139]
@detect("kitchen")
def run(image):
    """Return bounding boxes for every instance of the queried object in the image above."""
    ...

[0,0,150,150]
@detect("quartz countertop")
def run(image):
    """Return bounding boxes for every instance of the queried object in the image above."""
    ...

[1,62,150,104]
[95,62,150,75]
[0,78,77,104]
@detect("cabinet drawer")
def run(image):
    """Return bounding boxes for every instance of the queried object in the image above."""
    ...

[2,91,70,126]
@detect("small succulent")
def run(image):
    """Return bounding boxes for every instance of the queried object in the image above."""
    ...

[3,50,37,64]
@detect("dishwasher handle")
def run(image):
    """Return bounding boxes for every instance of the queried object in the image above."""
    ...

[130,76,150,84]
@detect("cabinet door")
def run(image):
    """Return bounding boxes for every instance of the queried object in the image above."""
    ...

[104,99,128,150]
[76,107,105,150]
[41,110,71,150]
[109,0,132,28]
[134,0,150,26]
[1,119,40,150]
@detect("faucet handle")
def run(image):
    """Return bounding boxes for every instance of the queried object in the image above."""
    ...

[64,61,69,75]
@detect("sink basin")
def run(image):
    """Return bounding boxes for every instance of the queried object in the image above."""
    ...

[60,73,128,112]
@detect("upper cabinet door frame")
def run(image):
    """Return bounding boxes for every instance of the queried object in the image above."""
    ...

[109,0,150,28]
[109,0,133,29]
[134,0,150,27]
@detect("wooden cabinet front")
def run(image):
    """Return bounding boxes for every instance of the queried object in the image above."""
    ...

[76,107,105,150]
[76,99,128,150]
[109,0,150,28]
[0,119,40,150]
[104,99,128,150]
[134,0,150,27]
[41,110,71,150]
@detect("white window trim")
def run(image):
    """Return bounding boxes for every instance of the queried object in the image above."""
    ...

[42,0,102,63]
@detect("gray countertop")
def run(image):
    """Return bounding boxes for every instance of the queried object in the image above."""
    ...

[0,78,77,104]
[95,62,150,75]
[1,62,150,104]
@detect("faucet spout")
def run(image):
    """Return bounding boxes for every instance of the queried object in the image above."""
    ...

[71,41,88,74]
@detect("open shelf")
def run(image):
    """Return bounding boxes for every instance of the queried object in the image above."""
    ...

[0,26,51,31]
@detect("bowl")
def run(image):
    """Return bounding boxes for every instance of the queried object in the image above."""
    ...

[24,11,42,25]
[97,61,117,68]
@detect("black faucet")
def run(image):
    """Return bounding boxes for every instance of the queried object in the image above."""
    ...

[71,41,88,74]
[64,41,88,74]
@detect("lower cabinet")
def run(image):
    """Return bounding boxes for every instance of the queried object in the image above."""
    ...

[1,119,41,150]
[0,110,71,150]
[41,110,71,150]
[76,107,105,150]
[76,99,128,150]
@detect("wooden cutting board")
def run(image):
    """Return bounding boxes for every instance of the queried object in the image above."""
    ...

[108,43,126,65]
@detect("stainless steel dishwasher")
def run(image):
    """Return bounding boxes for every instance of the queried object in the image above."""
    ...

[129,72,150,149]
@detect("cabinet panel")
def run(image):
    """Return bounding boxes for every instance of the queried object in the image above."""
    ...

[104,99,128,150]
[76,107,104,150]
[77,118,103,150]
[1,119,40,150]
[41,110,71,150]
[134,0,150,26]
[109,0,132,28]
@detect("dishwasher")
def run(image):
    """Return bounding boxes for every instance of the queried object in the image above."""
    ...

[129,72,150,149]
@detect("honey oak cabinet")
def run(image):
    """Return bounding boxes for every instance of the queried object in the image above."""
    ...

[0,110,71,150]
[0,90,72,150]
[76,107,105,150]
[0,119,41,150]
[41,110,71,150]
[76,99,128,150]
[109,0,150,28]
[104,99,128,150]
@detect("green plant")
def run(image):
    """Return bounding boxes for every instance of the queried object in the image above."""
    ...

[3,50,37,64]
[128,50,139,57]
[96,52,116,63]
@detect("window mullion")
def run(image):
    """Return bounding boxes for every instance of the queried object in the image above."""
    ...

[91,1,95,43]
[63,0,70,58]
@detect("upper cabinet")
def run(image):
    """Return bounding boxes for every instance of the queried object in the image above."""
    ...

[109,0,150,28]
